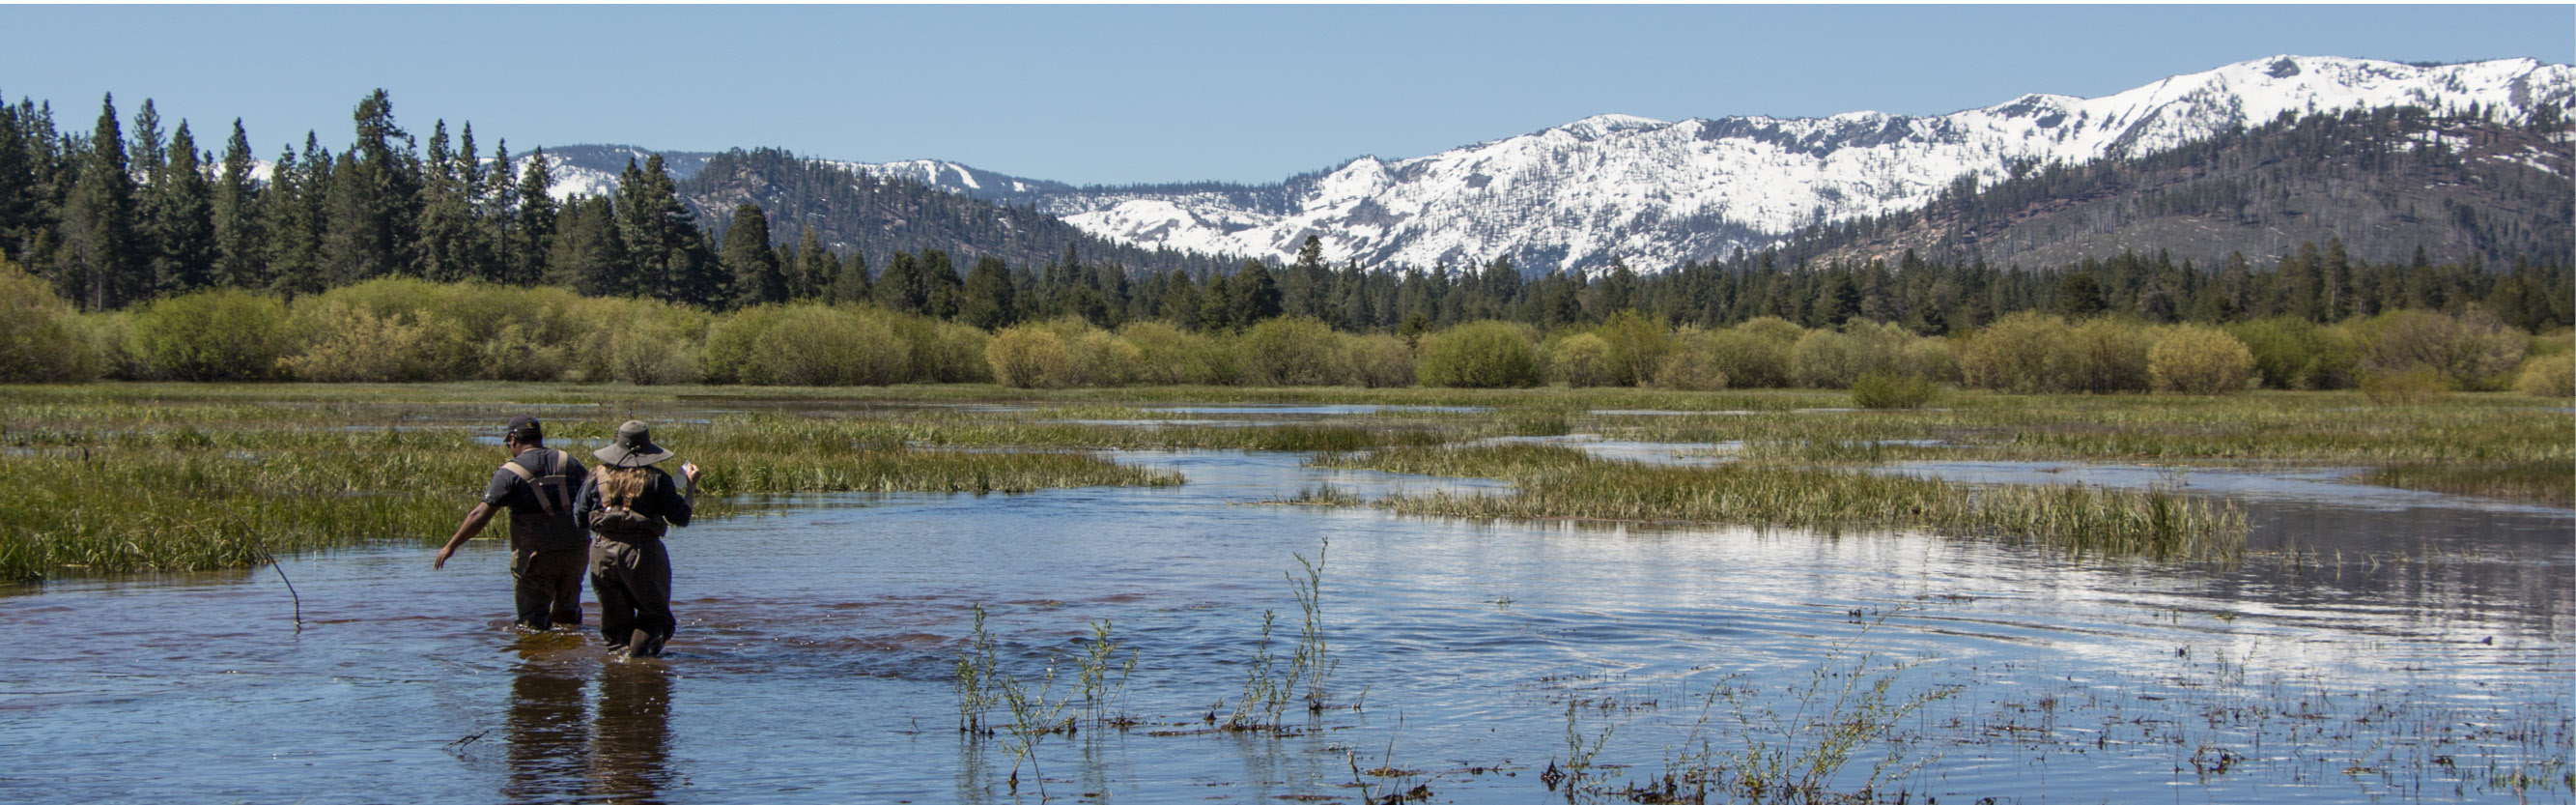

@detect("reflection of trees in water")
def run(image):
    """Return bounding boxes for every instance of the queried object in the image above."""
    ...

[502,653,673,805]
[590,662,673,804]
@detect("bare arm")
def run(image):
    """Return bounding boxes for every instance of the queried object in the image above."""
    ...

[434,503,500,569]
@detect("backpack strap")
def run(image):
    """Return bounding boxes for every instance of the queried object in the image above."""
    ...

[497,450,572,516]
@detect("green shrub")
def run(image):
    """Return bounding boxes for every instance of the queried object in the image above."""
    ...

[2063,317,2155,393]
[1961,311,2073,393]
[1547,332,1616,387]
[1704,323,1797,388]
[1851,372,1938,409]
[987,324,1071,388]
[917,319,993,384]
[700,304,787,385]
[1120,321,1229,385]
[1415,320,1542,388]
[2148,325,2255,394]
[281,298,466,382]
[1905,337,1961,384]
[747,304,909,386]
[1238,316,1341,386]
[1790,329,1862,388]
[1338,333,1415,388]
[2226,316,2363,389]
[1597,309,1672,387]
[2515,352,2575,397]
[2354,308,2528,391]
[1736,316,1806,346]
[0,259,98,383]
[569,297,706,386]
[72,311,141,381]
[1065,328,1141,387]
[126,289,293,381]
[1652,349,1728,391]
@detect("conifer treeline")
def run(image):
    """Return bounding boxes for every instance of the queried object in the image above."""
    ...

[0,89,2565,337]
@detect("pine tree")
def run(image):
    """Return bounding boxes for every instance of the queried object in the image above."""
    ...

[145,121,215,294]
[792,226,832,300]
[0,95,42,260]
[921,248,962,319]
[720,203,784,307]
[411,120,473,281]
[1229,259,1281,326]
[1160,269,1203,330]
[1198,273,1232,331]
[548,195,632,297]
[58,94,141,310]
[510,147,558,286]
[211,120,263,289]
[832,247,870,304]
[618,154,719,304]
[320,90,422,284]
[1284,234,1330,318]
[874,249,926,314]
[959,254,1016,329]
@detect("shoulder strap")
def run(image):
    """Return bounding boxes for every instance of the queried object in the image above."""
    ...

[497,452,572,515]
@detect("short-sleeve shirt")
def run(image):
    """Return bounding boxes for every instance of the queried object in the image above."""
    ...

[482,448,590,553]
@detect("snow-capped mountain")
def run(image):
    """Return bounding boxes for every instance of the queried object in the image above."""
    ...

[1028,56,2573,274]
[515,55,2569,274]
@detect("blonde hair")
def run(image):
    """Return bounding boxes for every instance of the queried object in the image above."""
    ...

[596,465,652,508]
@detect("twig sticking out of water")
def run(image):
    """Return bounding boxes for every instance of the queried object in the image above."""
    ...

[259,545,302,632]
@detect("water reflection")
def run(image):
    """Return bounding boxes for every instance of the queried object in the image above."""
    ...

[589,661,674,804]
[499,642,674,805]
[502,642,588,804]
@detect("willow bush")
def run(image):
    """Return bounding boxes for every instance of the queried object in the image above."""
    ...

[1547,332,1616,388]
[1415,320,1543,388]
[0,259,99,383]
[2148,325,2256,394]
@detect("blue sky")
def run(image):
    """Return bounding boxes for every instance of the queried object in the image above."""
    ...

[2,5,2567,186]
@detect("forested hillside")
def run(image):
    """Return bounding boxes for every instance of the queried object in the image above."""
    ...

[680,148,1238,279]
[1789,106,2572,270]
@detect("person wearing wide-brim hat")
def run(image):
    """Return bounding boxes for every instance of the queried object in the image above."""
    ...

[574,420,700,659]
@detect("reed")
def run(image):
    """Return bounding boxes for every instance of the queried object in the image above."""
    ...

[0,390,1188,583]
[1336,446,2247,561]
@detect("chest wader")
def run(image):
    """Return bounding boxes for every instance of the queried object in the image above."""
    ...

[588,504,673,658]
[500,449,585,631]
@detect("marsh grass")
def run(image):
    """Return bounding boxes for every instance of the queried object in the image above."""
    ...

[1331,446,2247,561]
[1608,390,2572,474]
[0,387,1191,583]
[2360,461,2575,507]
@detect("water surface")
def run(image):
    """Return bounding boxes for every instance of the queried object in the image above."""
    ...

[3,430,2568,804]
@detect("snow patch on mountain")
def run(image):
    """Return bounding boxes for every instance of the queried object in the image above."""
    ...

[1042,56,2574,274]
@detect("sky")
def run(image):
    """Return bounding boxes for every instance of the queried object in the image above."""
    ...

[1,5,2568,187]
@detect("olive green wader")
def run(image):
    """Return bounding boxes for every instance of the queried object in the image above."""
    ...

[501,449,587,630]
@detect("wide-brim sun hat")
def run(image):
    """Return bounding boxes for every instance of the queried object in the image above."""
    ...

[594,420,676,468]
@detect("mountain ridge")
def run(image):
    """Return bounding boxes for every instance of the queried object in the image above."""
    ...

[526,55,2574,274]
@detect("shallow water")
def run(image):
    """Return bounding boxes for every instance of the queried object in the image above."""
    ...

[3,434,2570,803]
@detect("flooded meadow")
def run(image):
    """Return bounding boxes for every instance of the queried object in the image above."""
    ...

[1,389,2569,803]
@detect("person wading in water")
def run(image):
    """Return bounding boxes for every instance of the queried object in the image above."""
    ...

[577,420,698,659]
[435,416,591,632]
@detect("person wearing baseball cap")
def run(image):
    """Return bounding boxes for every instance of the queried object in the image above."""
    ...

[435,416,591,632]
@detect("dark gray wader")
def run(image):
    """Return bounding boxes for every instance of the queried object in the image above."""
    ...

[501,450,587,631]
[589,520,674,657]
